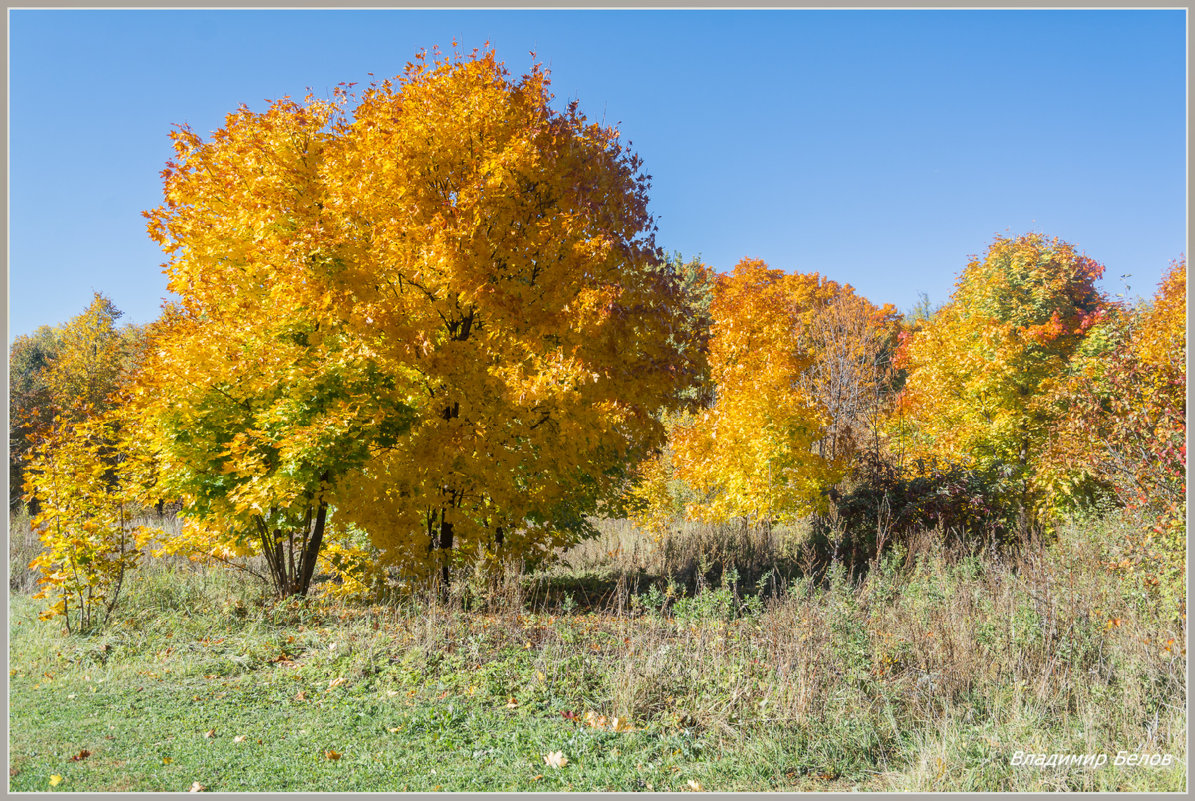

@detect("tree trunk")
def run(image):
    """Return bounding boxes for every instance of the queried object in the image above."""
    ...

[296,496,329,596]
[438,516,455,589]
[257,477,330,597]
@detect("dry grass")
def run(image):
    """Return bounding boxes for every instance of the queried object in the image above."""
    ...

[334,509,1183,790]
[10,507,1186,790]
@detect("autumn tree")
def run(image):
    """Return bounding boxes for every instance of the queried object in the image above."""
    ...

[17,295,154,628]
[23,406,152,631]
[320,47,700,582]
[139,46,698,592]
[893,233,1107,530]
[797,288,901,464]
[138,90,417,597]
[641,259,893,529]
[1048,258,1186,593]
[9,293,144,511]
[9,325,61,510]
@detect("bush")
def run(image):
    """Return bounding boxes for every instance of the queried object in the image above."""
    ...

[813,452,1021,567]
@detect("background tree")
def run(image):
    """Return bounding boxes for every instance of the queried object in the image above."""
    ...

[9,325,61,511]
[797,290,901,465]
[662,260,893,527]
[893,233,1107,531]
[9,293,144,512]
[1046,258,1186,596]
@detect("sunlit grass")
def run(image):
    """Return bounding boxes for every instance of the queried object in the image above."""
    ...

[8,510,1186,792]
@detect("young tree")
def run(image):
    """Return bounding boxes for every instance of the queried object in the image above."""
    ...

[9,294,143,511]
[23,402,153,631]
[893,233,1107,530]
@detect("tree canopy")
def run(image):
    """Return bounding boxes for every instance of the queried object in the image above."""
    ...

[134,46,702,592]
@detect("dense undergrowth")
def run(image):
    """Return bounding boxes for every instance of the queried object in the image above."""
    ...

[8,511,1187,792]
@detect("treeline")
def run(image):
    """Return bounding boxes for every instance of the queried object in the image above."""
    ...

[628,238,1186,603]
[9,47,1186,630]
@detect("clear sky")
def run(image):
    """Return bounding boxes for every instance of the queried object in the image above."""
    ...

[7,8,1187,342]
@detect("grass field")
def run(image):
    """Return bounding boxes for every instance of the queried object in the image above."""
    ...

[7,513,1187,792]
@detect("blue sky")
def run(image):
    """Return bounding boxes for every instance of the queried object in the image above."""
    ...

[7,9,1187,342]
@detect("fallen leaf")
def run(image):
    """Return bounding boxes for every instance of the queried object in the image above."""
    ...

[506,697,518,709]
[188,781,205,792]
[544,751,569,769]
[561,710,577,720]
[325,749,341,761]
[687,779,704,791]
[49,775,63,787]
[327,677,348,690]
[388,727,402,733]
[294,691,308,701]
[531,774,544,781]
[162,757,173,765]
[203,729,216,739]
[69,749,91,761]
[233,735,247,744]
[386,690,399,697]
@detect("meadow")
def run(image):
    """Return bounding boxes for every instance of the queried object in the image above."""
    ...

[8,510,1186,792]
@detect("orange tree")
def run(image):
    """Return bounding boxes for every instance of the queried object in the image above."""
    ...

[634,259,894,530]
[893,233,1107,532]
[138,47,699,592]
[1048,258,1186,595]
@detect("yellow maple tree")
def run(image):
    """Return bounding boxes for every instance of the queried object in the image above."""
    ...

[137,46,699,592]
[320,47,699,581]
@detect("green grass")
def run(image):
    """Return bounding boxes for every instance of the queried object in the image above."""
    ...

[7,595,854,792]
[8,512,1188,792]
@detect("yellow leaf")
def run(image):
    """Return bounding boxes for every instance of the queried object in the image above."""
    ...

[188,781,205,792]
[49,775,63,787]
[544,751,569,769]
